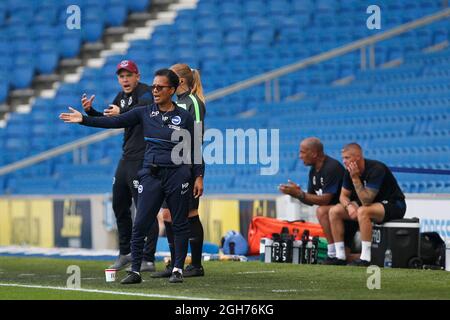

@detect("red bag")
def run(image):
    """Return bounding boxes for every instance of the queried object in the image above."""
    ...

[247,216,325,255]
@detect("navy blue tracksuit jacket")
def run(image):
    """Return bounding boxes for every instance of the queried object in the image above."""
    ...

[81,102,204,271]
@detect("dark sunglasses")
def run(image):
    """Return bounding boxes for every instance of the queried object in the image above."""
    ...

[151,85,173,92]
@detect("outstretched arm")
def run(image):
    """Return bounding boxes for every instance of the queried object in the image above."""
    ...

[59,106,142,128]
[59,107,83,123]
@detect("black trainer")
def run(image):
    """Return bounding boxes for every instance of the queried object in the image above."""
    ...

[169,271,183,283]
[126,260,156,273]
[320,256,339,265]
[150,266,173,278]
[323,258,347,266]
[348,259,371,267]
[108,254,132,271]
[183,265,205,277]
[120,271,142,284]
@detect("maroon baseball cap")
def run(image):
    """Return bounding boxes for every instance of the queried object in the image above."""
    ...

[116,60,139,74]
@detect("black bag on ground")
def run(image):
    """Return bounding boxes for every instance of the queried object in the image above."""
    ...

[420,232,446,269]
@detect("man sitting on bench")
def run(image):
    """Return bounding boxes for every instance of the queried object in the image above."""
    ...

[279,137,359,264]
[329,143,407,266]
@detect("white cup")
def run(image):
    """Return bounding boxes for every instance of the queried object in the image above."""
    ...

[105,269,116,282]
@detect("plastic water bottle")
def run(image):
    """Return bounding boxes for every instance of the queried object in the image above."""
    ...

[292,240,302,264]
[260,238,267,262]
[264,238,273,263]
[310,237,319,264]
[384,248,393,268]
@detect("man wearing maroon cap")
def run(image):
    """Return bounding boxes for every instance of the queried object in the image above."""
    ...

[117,59,139,73]
[81,60,159,272]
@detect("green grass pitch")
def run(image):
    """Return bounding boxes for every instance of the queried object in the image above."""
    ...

[0,257,449,300]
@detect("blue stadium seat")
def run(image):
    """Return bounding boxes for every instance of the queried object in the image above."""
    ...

[243,1,265,16]
[86,0,107,6]
[221,16,247,32]
[268,1,291,15]
[316,0,338,13]
[37,52,59,74]
[11,66,34,89]
[59,36,81,58]
[82,22,104,42]
[219,2,241,17]
[292,0,314,14]
[0,80,7,103]
[0,6,5,27]
[196,1,218,17]
[249,30,273,45]
[60,0,86,7]
[198,30,223,47]
[9,7,34,25]
[34,5,58,25]
[128,0,150,12]
[106,5,128,27]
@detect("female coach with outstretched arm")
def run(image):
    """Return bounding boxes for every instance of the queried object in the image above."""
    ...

[59,69,204,284]
[154,63,207,279]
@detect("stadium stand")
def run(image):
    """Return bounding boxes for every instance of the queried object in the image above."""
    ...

[0,0,449,195]
[0,0,152,95]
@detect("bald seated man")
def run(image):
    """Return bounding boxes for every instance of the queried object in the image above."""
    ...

[279,137,358,264]
[329,143,406,267]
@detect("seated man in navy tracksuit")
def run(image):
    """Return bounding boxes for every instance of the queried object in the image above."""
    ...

[60,69,204,284]
[329,143,406,267]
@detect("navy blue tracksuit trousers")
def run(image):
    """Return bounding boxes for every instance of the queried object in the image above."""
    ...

[131,164,192,272]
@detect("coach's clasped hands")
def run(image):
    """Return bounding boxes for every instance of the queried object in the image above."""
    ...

[278,179,302,199]
[347,203,358,220]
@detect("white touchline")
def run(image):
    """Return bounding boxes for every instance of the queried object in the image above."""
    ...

[0,283,212,300]
[237,271,276,274]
